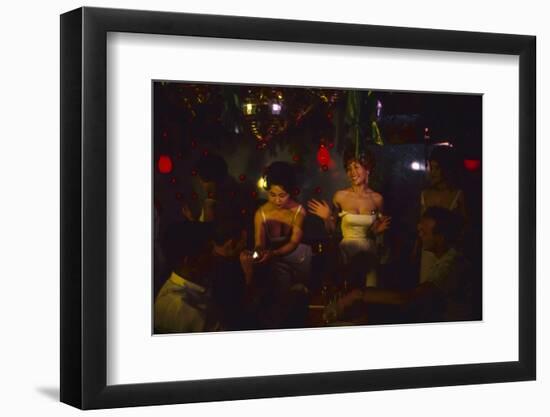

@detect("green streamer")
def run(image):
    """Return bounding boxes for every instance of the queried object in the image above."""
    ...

[345,90,362,158]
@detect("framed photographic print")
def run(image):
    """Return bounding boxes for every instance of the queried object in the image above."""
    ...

[60,6,536,409]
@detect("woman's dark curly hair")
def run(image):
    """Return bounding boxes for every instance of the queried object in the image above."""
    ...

[263,161,297,194]
[342,147,376,173]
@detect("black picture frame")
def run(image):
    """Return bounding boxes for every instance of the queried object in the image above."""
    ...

[60,6,536,410]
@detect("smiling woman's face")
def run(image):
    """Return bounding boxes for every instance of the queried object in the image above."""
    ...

[346,160,368,186]
[267,184,290,208]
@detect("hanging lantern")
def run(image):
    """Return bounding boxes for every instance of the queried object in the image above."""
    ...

[242,87,289,142]
[464,159,481,171]
[157,155,173,174]
[317,144,331,167]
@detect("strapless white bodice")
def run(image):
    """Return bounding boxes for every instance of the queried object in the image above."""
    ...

[338,211,378,287]
[339,211,376,240]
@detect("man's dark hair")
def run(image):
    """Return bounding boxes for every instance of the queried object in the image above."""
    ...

[195,152,228,183]
[264,161,297,194]
[422,206,461,244]
[162,222,212,271]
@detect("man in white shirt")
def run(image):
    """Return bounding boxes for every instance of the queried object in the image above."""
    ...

[338,206,477,323]
[154,220,248,333]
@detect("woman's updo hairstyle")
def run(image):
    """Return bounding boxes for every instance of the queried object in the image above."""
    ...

[263,161,297,194]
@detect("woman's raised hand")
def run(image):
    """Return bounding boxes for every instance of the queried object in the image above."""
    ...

[372,215,391,234]
[307,199,332,220]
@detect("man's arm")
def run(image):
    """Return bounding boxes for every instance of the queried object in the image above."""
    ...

[338,282,444,310]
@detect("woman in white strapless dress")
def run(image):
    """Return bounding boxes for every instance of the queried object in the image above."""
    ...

[338,210,379,287]
[308,150,390,287]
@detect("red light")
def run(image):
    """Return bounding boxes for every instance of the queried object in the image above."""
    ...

[162,131,168,138]
[321,165,329,172]
[464,159,481,171]
[328,142,335,149]
[314,187,322,194]
[170,177,177,184]
[292,155,300,162]
[240,208,247,215]
[191,169,198,176]
[239,174,246,182]
[317,146,331,167]
[191,140,197,148]
[202,150,209,157]
[158,155,173,174]
[251,191,258,198]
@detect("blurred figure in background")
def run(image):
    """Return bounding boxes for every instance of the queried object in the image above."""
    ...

[417,146,467,283]
[182,151,253,223]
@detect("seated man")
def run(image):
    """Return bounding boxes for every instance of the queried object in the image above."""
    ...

[154,219,248,333]
[208,219,251,331]
[337,206,478,323]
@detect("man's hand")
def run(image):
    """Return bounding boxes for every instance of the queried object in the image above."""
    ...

[336,289,364,313]
[239,250,255,285]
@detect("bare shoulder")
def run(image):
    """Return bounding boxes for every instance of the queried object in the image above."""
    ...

[333,190,344,200]
[333,189,349,203]
[295,204,307,218]
[255,203,268,218]
[370,191,384,204]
